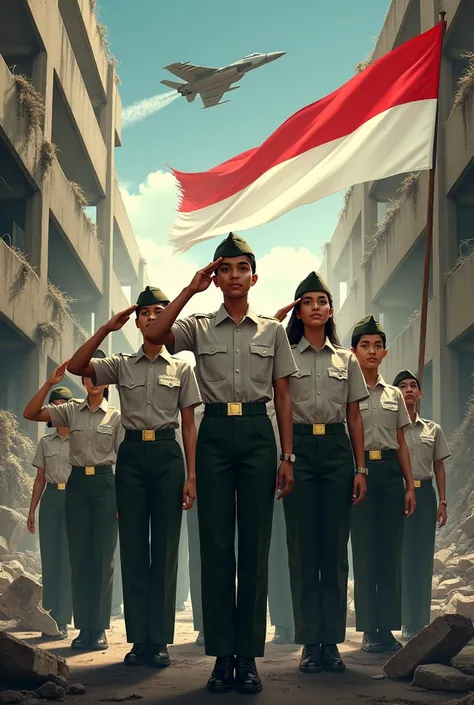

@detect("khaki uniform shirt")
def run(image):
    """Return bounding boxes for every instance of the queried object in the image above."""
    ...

[91,346,202,430]
[46,399,124,467]
[171,305,297,404]
[32,431,71,484]
[404,414,451,480]
[359,375,411,451]
[289,337,368,424]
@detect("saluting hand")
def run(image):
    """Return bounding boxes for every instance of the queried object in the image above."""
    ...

[277,460,294,499]
[187,258,222,294]
[437,503,447,528]
[405,489,416,518]
[274,299,301,323]
[105,305,138,332]
[352,475,367,505]
[182,479,196,510]
[48,360,70,385]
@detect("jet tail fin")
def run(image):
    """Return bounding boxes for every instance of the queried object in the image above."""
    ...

[160,79,185,90]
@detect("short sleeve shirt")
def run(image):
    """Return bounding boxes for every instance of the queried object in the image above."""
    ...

[170,304,297,403]
[404,414,451,480]
[289,337,369,424]
[359,375,411,450]
[45,399,124,467]
[91,346,202,430]
[32,432,71,484]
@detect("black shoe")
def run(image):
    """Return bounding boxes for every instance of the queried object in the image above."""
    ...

[361,631,383,653]
[321,644,345,672]
[196,631,205,647]
[299,645,322,673]
[401,627,419,641]
[176,601,185,612]
[42,625,68,640]
[206,656,235,693]
[71,630,91,650]
[378,629,402,652]
[89,630,108,650]
[148,644,170,668]
[272,626,287,644]
[235,657,262,694]
[124,643,148,666]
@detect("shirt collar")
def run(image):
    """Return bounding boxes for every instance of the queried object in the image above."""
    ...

[78,398,109,413]
[413,412,424,427]
[215,303,259,326]
[134,345,172,364]
[298,336,336,354]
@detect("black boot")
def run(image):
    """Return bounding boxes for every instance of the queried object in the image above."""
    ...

[272,626,287,644]
[195,630,205,647]
[321,644,345,672]
[235,657,262,694]
[148,644,171,668]
[90,630,108,650]
[378,629,402,652]
[361,631,383,653]
[71,630,91,650]
[206,656,235,693]
[299,645,321,673]
[124,643,148,666]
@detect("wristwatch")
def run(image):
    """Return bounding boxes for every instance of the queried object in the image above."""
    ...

[439,499,447,506]
[280,453,296,463]
[356,467,369,476]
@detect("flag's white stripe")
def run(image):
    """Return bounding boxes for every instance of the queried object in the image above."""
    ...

[169,99,437,253]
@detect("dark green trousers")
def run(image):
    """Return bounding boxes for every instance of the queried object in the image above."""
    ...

[187,501,203,631]
[115,436,184,644]
[196,414,277,657]
[402,480,437,631]
[284,431,354,644]
[65,467,117,630]
[351,453,405,631]
[39,484,72,626]
[268,496,294,629]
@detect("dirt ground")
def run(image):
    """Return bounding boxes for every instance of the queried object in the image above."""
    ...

[12,605,474,705]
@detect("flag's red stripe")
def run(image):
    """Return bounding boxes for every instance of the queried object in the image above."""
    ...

[172,23,443,214]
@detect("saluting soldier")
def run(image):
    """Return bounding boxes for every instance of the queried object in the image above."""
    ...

[27,385,73,640]
[67,286,201,669]
[275,272,368,673]
[350,316,416,653]
[24,354,122,651]
[392,370,450,640]
[145,232,297,694]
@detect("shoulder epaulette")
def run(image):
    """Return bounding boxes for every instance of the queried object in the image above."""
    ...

[291,344,298,349]
[194,312,215,319]
[258,314,278,321]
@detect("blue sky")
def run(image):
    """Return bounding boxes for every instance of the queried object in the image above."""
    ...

[99,0,390,312]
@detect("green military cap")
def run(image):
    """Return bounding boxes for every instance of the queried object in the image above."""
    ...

[294,271,332,301]
[136,286,170,309]
[213,232,254,261]
[393,369,420,389]
[351,314,386,347]
[48,386,73,404]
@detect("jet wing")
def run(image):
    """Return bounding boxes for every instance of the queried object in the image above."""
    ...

[199,78,242,108]
[163,61,216,81]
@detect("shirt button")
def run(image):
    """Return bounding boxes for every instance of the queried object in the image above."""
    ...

[147,401,151,405]
[317,391,321,395]
[235,329,239,333]
[236,369,240,373]
[211,348,214,352]
[317,373,321,377]
[236,349,239,353]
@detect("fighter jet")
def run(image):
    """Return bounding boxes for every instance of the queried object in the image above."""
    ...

[161,52,286,109]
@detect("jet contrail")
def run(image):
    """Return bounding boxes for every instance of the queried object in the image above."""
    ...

[122,90,179,127]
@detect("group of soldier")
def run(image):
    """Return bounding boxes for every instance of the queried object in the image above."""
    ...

[22,232,450,695]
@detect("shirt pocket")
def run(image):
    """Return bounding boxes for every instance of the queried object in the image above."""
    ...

[69,420,86,442]
[327,366,348,404]
[289,368,311,402]
[381,399,398,430]
[197,345,228,382]
[96,424,114,455]
[157,375,181,410]
[119,378,146,411]
[249,343,275,383]
[420,434,435,462]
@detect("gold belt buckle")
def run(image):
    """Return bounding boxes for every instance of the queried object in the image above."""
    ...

[414,480,421,488]
[313,424,326,435]
[142,429,156,441]
[369,450,382,460]
[227,403,242,416]
[85,466,95,475]
[57,483,66,490]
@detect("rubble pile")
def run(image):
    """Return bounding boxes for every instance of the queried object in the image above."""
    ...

[0,412,35,510]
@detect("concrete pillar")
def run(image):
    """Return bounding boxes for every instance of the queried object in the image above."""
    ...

[361,183,376,312]
[21,346,48,443]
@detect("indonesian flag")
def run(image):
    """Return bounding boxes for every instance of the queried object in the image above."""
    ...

[169,22,444,253]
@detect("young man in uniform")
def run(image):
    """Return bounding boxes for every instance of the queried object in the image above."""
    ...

[392,370,450,640]
[146,232,297,694]
[67,286,202,668]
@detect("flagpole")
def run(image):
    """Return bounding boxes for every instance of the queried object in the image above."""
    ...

[417,11,446,407]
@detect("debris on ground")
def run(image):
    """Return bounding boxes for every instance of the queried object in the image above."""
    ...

[0,631,68,685]
[0,576,59,636]
[412,663,474,692]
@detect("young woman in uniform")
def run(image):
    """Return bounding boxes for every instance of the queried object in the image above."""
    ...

[392,369,450,640]
[350,316,416,653]
[275,271,368,673]
[27,384,73,640]
[24,354,123,651]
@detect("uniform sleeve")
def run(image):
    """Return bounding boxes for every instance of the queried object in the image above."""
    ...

[347,353,369,403]
[272,324,298,380]
[32,438,46,469]
[178,363,202,410]
[434,425,451,461]
[396,389,411,429]
[171,316,197,354]
[44,401,75,428]
[91,356,120,386]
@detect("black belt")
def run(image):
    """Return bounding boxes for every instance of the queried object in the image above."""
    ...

[46,481,67,491]
[124,429,176,441]
[204,402,267,418]
[413,478,432,488]
[293,423,345,436]
[71,465,113,476]
[365,449,398,461]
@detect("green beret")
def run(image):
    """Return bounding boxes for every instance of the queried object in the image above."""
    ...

[393,369,420,389]
[48,387,72,404]
[136,286,170,309]
[213,232,254,261]
[91,349,106,359]
[351,314,386,347]
[294,271,332,301]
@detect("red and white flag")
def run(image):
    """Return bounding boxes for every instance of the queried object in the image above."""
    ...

[169,22,444,253]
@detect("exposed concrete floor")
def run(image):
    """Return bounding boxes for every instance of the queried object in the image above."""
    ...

[11,605,474,705]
